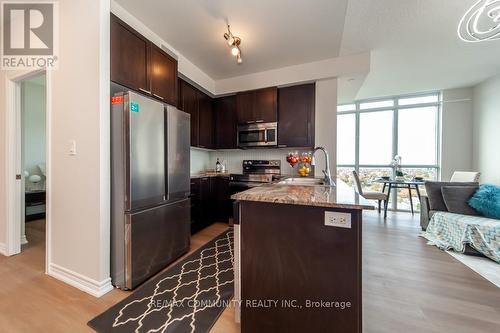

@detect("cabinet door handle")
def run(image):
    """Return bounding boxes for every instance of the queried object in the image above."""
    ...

[278,144,287,148]
[198,145,206,148]
[245,120,255,124]
[153,93,164,100]
[255,120,264,123]
[138,88,151,95]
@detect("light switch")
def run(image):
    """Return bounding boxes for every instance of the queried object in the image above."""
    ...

[69,140,77,155]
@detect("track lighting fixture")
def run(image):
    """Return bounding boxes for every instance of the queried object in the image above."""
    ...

[223,25,243,64]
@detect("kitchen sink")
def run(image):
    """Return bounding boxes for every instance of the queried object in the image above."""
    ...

[278,177,327,186]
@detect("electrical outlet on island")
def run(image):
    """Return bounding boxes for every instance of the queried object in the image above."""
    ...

[324,211,351,228]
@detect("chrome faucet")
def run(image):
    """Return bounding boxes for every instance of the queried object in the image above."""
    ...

[311,147,334,186]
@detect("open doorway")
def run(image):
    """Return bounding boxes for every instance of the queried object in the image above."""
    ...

[20,73,47,262]
[4,69,49,273]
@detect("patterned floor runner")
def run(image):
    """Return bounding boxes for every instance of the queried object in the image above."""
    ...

[89,229,234,333]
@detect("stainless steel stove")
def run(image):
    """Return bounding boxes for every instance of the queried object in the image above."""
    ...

[229,160,281,192]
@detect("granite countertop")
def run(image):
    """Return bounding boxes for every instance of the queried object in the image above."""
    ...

[231,179,375,210]
[190,171,230,179]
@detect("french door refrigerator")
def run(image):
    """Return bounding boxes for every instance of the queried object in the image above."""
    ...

[111,86,191,290]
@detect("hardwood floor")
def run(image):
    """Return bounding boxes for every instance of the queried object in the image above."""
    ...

[0,213,498,333]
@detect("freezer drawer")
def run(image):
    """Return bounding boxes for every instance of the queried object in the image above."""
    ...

[124,199,190,289]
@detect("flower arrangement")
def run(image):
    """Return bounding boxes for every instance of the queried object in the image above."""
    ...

[391,155,405,180]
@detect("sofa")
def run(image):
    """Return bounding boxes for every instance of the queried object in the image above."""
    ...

[420,181,500,262]
[420,181,479,231]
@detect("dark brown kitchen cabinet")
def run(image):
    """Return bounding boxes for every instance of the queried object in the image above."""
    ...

[236,91,254,124]
[178,79,200,147]
[190,176,231,234]
[198,92,215,149]
[111,14,178,104]
[278,83,315,148]
[236,87,277,124]
[214,95,237,149]
[111,14,150,92]
[213,177,231,223]
[150,44,178,106]
[254,87,278,123]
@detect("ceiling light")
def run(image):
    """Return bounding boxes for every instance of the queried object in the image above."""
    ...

[458,0,500,42]
[223,24,243,64]
[231,46,240,56]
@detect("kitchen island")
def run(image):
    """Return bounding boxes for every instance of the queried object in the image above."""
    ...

[231,180,374,333]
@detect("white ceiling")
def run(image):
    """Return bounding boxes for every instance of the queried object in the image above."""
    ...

[115,0,500,100]
[115,0,349,80]
[340,0,500,100]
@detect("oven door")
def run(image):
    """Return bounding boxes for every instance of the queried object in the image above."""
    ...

[238,123,277,148]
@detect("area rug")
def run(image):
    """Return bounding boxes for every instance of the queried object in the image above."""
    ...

[88,229,234,333]
[446,251,500,288]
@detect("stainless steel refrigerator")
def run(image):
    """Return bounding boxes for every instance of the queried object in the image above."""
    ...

[110,86,191,290]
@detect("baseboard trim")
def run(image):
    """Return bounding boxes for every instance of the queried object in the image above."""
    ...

[21,235,28,245]
[48,263,114,298]
[0,242,6,256]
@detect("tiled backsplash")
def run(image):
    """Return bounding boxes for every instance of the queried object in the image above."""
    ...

[190,148,211,174]
[208,149,311,175]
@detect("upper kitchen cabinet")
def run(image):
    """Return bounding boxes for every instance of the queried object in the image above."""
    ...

[278,83,315,148]
[235,90,254,124]
[111,14,178,105]
[150,44,178,106]
[111,14,150,93]
[214,95,237,149]
[254,87,278,123]
[178,79,200,147]
[198,92,215,149]
[236,87,277,124]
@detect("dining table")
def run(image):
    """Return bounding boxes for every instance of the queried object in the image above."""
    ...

[374,178,426,216]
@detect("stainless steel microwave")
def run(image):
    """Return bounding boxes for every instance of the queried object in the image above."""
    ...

[237,122,278,148]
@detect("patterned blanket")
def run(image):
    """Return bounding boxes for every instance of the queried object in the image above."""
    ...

[422,212,500,263]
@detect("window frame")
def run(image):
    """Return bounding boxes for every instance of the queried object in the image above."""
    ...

[337,92,442,211]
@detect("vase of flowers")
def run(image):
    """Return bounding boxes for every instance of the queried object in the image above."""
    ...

[391,155,405,180]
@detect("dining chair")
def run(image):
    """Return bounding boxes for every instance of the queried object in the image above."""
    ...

[450,171,481,182]
[352,171,389,216]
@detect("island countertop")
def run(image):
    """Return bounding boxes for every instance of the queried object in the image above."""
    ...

[231,179,375,210]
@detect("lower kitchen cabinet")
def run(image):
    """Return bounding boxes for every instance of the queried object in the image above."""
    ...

[190,176,231,234]
[213,176,231,223]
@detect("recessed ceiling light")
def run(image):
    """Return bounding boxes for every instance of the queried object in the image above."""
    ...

[458,0,500,42]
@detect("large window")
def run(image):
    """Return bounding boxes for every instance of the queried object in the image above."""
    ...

[337,93,441,211]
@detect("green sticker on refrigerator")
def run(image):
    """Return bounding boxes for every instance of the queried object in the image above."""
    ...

[130,102,140,113]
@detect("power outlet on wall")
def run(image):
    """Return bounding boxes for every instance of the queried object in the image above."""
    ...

[324,211,351,228]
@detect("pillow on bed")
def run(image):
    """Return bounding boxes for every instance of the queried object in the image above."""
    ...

[468,184,500,219]
[441,186,480,216]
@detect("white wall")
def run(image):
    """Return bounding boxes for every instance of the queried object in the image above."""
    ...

[473,74,500,185]
[22,78,46,180]
[314,79,337,177]
[440,87,474,181]
[44,0,111,295]
[216,53,368,95]
[2,1,112,293]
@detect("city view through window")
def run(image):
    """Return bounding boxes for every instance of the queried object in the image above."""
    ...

[337,93,440,211]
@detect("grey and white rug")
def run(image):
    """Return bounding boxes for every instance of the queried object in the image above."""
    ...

[446,251,500,288]
[89,229,234,333]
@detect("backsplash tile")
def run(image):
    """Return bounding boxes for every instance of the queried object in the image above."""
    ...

[209,149,312,175]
